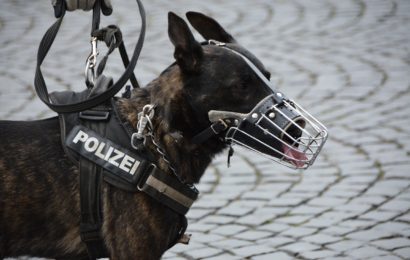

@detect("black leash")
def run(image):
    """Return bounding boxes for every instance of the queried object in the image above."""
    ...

[35,0,145,113]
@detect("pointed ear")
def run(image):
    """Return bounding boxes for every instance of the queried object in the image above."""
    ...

[168,12,203,73]
[186,11,237,43]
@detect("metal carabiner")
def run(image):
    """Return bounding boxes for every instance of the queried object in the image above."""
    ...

[84,37,99,87]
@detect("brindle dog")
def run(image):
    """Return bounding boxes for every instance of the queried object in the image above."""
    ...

[0,12,274,259]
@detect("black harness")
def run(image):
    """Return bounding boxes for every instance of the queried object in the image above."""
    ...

[35,1,198,258]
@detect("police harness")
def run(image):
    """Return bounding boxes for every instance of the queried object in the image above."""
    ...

[35,1,198,258]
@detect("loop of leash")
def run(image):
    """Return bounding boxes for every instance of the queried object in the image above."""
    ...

[35,0,146,113]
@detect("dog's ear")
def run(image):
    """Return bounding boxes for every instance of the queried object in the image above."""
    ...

[168,12,203,73]
[186,11,237,43]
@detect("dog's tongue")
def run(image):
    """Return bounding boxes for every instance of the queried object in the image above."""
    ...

[283,144,307,168]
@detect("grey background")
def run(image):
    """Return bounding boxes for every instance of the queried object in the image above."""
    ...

[1,0,410,259]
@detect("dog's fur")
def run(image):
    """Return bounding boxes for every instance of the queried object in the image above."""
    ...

[0,12,273,259]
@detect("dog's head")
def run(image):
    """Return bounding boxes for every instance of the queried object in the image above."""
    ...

[164,12,271,123]
[152,12,327,169]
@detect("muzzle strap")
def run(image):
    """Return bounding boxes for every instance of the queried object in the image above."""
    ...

[192,119,229,144]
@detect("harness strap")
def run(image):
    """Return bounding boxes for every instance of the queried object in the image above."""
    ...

[79,159,108,259]
[79,118,110,259]
[34,0,146,113]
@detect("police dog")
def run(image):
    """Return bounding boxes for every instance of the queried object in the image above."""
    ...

[0,12,273,259]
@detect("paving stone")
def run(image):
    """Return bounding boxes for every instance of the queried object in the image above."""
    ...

[235,212,275,226]
[308,197,349,207]
[203,254,242,260]
[217,204,255,217]
[232,244,275,258]
[234,230,272,241]
[203,215,236,225]
[360,210,400,222]
[371,237,410,250]
[259,223,291,233]
[366,256,402,260]
[268,197,306,207]
[290,205,330,215]
[334,203,373,214]
[280,226,317,238]
[276,215,313,225]
[326,239,366,252]
[346,228,392,242]
[395,213,410,223]
[187,209,213,220]
[212,225,248,236]
[302,234,342,245]
[346,246,389,258]
[211,239,252,250]
[185,247,224,259]
[373,222,410,236]
[192,233,225,243]
[252,251,293,260]
[299,249,338,259]
[279,241,320,253]
[379,200,410,212]
[188,223,217,233]
[339,219,376,229]
[304,217,340,228]
[393,247,410,259]
[259,236,295,247]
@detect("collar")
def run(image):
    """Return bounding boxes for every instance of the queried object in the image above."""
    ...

[114,101,199,215]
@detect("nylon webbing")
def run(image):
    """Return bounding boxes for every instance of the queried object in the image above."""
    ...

[34,0,146,113]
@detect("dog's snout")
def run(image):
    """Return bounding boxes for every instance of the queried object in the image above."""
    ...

[282,117,306,145]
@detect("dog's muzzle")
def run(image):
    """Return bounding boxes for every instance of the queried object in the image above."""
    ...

[209,93,328,169]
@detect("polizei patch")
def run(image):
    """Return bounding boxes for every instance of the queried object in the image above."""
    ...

[66,125,141,182]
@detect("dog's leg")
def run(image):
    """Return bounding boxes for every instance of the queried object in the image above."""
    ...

[102,186,182,260]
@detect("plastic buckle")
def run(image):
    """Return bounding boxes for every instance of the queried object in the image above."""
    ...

[79,110,110,121]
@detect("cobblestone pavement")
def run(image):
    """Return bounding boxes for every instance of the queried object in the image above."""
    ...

[1,0,410,259]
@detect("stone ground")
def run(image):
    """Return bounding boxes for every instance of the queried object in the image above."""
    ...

[1,0,410,259]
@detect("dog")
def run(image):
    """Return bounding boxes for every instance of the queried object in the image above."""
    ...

[0,11,282,259]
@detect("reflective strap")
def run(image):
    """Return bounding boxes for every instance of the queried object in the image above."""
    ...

[145,175,195,209]
[139,166,198,215]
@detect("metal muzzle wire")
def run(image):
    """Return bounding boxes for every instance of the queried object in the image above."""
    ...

[223,95,328,169]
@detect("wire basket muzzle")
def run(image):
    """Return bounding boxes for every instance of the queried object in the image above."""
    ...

[225,95,327,169]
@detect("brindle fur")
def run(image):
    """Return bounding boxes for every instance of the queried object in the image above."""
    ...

[0,12,273,259]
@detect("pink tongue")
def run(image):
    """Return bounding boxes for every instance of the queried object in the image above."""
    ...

[282,144,308,168]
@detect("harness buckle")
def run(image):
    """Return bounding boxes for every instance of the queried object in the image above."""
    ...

[79,110,110,121]
[210,119,228,134]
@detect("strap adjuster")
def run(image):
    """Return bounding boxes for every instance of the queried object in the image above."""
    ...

[137,163,156,191]
[80,223,102,242]
[79,110,110,121]
[210,119,228,134]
